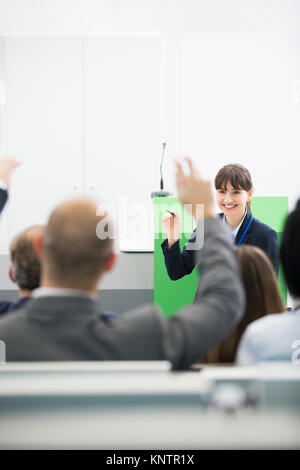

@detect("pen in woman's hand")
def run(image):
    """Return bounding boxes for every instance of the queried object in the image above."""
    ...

[167,209,175,217]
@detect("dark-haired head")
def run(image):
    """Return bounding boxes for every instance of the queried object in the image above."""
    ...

[215,164,253,211]
[280,199,300,297]
[236,245,284,319]
[9,225,44,291]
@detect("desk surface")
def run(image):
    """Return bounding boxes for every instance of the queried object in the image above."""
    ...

[1,362,300,449]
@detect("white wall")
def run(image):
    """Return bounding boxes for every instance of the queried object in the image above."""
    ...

[0,37,9,253]
[0,0,299,255]
[0,34,178,252]
[5,38,84,238]
[182,27,300,212]
[0,1,299,36]
[83,36,161,208]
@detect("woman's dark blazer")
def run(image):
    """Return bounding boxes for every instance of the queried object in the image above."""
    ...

[161,210,279,279]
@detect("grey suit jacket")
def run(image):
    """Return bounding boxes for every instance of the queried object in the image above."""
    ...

[0,218,245,369]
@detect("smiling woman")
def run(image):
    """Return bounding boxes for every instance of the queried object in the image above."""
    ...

[215,164,253,230]
[215,164,254,246]
[161,163,279,280]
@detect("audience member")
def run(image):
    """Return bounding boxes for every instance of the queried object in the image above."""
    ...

[200,245,284,364]
[0,225,43,315]
[237,199,300,365]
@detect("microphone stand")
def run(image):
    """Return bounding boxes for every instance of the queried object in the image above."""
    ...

[151,143,173,198]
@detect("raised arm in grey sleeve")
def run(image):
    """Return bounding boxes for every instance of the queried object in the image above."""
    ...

[164,217,245,369]
[94,217,245,368]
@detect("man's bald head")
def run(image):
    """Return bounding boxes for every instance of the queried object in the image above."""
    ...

[42,198,114,290]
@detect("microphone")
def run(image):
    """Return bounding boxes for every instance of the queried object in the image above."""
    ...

[151,142,173,198]
[160,142,166,190]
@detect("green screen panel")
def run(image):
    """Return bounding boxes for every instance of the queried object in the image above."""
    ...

[153,197,198,317]
[250,197,288,233]
[154,196,289,316]
[251,196,289,305]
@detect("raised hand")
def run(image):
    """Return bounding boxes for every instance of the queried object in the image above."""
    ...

[0,155,21,187]
[175,157,214,220]
[161,211,182,248]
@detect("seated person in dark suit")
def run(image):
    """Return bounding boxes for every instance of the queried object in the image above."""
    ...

[0,225,43,315]
[0,158,245,368]
[0,155,21,214]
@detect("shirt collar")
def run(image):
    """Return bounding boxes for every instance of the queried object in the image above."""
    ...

[33,287,98,301]
[222,209,248,242]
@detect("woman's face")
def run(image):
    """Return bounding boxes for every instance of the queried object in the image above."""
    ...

[216,182,253,218]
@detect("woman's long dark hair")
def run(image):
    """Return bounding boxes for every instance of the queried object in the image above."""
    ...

[200,245,284,364]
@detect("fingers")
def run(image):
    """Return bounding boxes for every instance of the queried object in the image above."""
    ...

[167,209,176,217]
[175,157,201,179]
[184,156,194,173]
[11,156,21,168]
[1,155,21,168]
[174,159,184,178]
[184,156,201,179]
[162,213,177,223]
[162,213,173,222]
